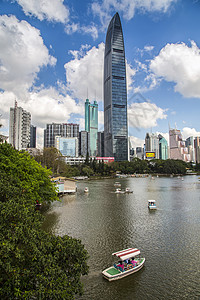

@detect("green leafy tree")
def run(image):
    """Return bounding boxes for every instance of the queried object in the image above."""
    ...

[0,143,89,299]
[82,166,94,177]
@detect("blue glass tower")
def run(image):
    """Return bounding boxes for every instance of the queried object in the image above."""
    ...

[104,12,128,161]
[85,99,98,156]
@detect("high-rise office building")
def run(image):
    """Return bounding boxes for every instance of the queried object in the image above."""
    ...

[79,131,90,157]
[185,136,194,162]
[169,128,190,161]
[44,123,79,148]
[9,101,31,150]
[194,137,200,163]
[145,133,159,159]
[158,134,168,160]
[97,131,104,157]
[30,125,36,148]
[104,12,128,161]
[85,99,98,156]
[136,147,144,160]
[55,136,79,157]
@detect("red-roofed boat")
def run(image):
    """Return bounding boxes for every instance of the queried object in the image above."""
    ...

[102,248,145,281]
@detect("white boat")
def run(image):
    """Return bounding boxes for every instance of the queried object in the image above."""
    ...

[148,199,157,210]
[114,182,121,187]
[125,187,133,193]
[115,188,124,194]
[84,187,89,193]
[102,248,145,281]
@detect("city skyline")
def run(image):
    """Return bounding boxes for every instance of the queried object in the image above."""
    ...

[1,1,200,149]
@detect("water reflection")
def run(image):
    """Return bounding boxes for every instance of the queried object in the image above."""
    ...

[44,176,200,300]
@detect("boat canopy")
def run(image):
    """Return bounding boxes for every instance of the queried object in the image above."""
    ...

[112,248,140,261]
[148,199,156,203]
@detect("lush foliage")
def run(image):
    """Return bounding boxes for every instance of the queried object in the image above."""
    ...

[34,147,192,178]
[0,143,89,299]
[34,148,113,178]
[110,158,188,175]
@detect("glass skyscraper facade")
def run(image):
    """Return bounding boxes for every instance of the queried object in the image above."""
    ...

[85,99,98,156]
[44,123,79,148]
[158,134,168,160]
[104,12,128,161]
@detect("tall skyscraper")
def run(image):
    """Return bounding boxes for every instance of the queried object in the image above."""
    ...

[97,131,104,157]
[194,137,200,163]
[185,136,194,162]
[158,134,168,160]
[85,99,98,156]
[44,123,79,148]
[104,12,128,161]
[9,101,31,150]
[169,128,190,161]
[30,125,36,148]
[145,133,159,159]
[79,131,90,157]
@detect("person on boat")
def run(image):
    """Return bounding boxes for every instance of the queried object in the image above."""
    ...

[116,263,124,271]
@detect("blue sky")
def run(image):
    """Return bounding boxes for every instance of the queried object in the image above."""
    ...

[1,0,200,148]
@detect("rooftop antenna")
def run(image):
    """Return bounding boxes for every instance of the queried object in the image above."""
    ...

[87,87,88,100]
[95,90,97,102]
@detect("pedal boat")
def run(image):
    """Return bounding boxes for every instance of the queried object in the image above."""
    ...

[102,248,145,281]
[84,187,89,193]
[148,199,157,210]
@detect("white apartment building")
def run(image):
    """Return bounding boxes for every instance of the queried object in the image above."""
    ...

[9,101,31,150]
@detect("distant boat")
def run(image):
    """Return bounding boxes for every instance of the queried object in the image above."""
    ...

[125,187,133,193]
[114,182,121,187]
[84,187,89,193]
[102,248,145,281]
[115,188,124,194]
[148,199,157,210]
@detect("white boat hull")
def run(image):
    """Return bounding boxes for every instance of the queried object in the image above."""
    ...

[148,205,157,210]
[102,258,145,281]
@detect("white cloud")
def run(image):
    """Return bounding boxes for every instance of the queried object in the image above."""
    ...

[0,87,82,148]
[182,127,200,140]
[126,62,136,91]
[144,45,154,52]
[65,43,135,101]
[150,41,200,98]
[98,111,104,132]
[128,101,167,129]
[65,43,104,101]
[16,0,69,23]
[25,87,82,127]
[92,0,177,28]
[0,15,56,98]
[65,23,98,40]
[129,136,144,148]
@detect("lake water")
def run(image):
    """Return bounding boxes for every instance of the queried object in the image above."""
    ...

[44,175,200,300]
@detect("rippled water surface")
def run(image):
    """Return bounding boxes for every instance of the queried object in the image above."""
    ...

[44,175,200,300]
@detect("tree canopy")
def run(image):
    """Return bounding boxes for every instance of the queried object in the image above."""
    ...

[0,143,89,299]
